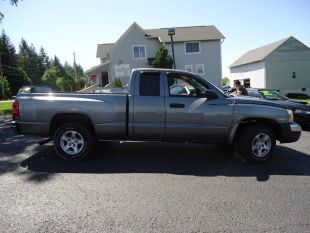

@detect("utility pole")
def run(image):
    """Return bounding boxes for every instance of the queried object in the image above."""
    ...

[0,53,5,100]
[73,52,78,80]
[168,28,176,69]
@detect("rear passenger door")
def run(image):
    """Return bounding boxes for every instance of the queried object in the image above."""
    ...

[132,71,165,139]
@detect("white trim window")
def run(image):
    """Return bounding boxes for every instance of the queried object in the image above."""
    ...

[185,41,200,54]
[196,64,204,75]
[185,65,193,73]
[133,45,146,59]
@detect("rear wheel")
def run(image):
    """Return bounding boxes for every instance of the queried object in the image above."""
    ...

[237,124,276,163]
[54,123,95,160]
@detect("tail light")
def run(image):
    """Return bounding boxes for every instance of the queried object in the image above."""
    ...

[12,100,19,118]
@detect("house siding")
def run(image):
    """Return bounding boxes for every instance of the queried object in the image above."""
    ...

[230,61,266,88]
[108,24,160,85]
[165,40,222,87]
[265,37,310,95]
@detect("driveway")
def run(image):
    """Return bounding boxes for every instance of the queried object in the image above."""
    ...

[0,122,310,233]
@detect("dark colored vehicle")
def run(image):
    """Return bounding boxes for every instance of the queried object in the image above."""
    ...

[18,85,53,93]
[247,88,310,128]
[222,85,231,93]
[286,93,309,100]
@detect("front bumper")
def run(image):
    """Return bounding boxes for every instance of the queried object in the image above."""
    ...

[279,122,302,143]
[294,113,310,126]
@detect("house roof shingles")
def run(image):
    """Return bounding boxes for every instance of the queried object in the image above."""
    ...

[230,37,291,68]
[96,43,114,58]
[144,25,225,43]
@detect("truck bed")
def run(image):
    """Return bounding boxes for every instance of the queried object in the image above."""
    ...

[16,92,128,139]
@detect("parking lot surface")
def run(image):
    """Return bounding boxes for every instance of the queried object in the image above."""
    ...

[0,122,310,233]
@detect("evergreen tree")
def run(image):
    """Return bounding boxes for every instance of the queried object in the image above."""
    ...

[39,47,51,68]
[52,55,66,78]
[0,0,20,23]
[41,66,58,89]
[153,44,173,69]
[18,40,44,85]
[0,31,30,96]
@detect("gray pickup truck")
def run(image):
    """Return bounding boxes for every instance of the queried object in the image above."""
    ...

[12,68,301,162]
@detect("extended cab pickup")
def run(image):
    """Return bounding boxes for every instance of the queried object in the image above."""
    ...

[12,68,302,162]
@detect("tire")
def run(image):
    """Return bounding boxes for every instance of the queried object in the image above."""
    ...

[54,123,95,160]
[237,124,276,163]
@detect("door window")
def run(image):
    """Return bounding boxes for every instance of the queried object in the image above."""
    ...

[168,74,208,97]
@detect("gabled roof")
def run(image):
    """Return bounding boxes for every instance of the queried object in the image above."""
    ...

[96,43,114,58]
[96,22,225,58]
[144,25,225,43]
[230,37,294,68]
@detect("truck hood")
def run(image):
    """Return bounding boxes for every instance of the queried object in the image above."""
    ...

[231,96,288,109]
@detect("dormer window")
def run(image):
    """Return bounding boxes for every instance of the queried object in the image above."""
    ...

[185,42,200,54]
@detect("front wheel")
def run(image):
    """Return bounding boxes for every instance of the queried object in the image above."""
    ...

[237,124,276,163]
[54,123,95,160]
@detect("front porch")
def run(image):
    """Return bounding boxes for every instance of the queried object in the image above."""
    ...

[85,61,110,87]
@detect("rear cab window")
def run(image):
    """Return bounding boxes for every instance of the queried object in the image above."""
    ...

[139,72,160,96]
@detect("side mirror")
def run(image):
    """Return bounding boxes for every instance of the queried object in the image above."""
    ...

[204,90,218,100]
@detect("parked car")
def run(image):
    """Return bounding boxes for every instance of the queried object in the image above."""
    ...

[222,85,231,93]
[247,88,310,128]
[170,83,197,96]
[92,87,128,94]
[286,93,309,100]
[18,85,53,93]
[11,69,301,163]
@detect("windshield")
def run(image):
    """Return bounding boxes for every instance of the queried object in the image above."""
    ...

[258,90,288,100]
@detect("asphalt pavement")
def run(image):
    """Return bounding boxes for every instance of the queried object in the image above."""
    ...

[0,121,310,233]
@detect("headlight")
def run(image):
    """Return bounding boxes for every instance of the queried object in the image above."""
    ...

[287,110,294,122]
[294,109,304,114]
[295,109,310,114]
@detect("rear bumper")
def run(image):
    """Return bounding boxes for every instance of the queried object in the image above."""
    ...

[10,121,19,134]
[279,122,302,143]
[10,120,49,137]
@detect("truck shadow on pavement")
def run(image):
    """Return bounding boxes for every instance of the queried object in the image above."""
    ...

[20,141,310,182]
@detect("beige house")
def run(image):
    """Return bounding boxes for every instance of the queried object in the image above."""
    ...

[230,37,310,95]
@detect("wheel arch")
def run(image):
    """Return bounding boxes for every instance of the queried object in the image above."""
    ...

[229,117,282,144]
[49,113,96,138]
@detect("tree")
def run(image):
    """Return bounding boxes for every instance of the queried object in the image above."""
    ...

[113,78,122,88]
[222,77,230,86]
[52,55,66,77]
[56,76,74,92]
[0,0,21,23]
[41,66,58,89]
[153,44,173,69]
[39,47,51,68]
[18,39,45,85]
[0,30,16,65]
[0,76,11,99]
[0,31,30,96]
[76,76,87,90]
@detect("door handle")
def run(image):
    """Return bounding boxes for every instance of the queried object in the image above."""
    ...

[170,103,185,108]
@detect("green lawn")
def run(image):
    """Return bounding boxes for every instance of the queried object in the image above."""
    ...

[0,101,13,115]
[289,99,310,104]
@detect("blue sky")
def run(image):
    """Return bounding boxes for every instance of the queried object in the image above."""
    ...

[1,0,310,77]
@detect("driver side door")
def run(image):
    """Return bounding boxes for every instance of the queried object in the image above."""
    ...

[164,73,233,142]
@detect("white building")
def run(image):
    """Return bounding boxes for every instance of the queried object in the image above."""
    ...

[229,37,310,95]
